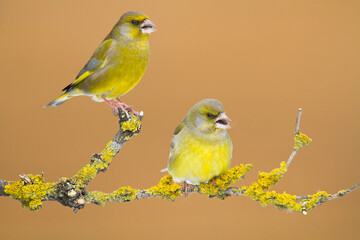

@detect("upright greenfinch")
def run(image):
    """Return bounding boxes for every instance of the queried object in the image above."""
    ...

[45,11,156,113]
[163,99,232,195]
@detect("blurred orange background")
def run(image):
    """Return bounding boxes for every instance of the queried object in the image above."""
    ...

[0,0,359,239]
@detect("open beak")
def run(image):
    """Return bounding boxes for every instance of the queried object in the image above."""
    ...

[215,113,231,129]
[141,19,157,34]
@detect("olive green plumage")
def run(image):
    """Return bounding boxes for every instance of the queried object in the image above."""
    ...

[166,99,233,185]
[45,11,156,107]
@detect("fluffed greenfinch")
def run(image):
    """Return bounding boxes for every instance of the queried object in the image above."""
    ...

[45,11,156,113]
[163,99,232,194]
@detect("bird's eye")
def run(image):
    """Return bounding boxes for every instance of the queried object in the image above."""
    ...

[206,113,216,119]
[131,20,139,25]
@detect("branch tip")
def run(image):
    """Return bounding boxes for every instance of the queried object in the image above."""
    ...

[295,108,302,134]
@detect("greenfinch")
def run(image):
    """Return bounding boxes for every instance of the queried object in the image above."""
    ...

[163,99,232,194]
[45,11,156,113]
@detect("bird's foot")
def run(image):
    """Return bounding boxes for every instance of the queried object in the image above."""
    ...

[183,182,193,198]
[116,99,142,116]
[210,177,217,188]
[123,104,141,116]
[102,98,129,117]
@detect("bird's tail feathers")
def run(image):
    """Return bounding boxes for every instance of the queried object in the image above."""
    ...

[44,93,72,108]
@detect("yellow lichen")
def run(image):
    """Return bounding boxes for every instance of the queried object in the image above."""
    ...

[110,186,138,202]
[258,161,287,189]
[147,175,182,201]
[121,115,142,132]
[238,162,305,211]
[300,191,330,211]
[88,191,108,207]
[198,182,217,196]
[4,174,55,211]
[294,132,312,150]
[218,164,253,187]
[86,187,138,206]
[269,191,300,210]
[72,164,98,187]
[100,141,117,163]
[242,184,301,210]
[71,142,118,187]
[198,164,253,198]
[243,183,264,201]
[338,190,346,195]
[239,162,331,212]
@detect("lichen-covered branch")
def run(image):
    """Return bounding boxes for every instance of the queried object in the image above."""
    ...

[1,109,143,211]
[286,108,311,168]
[0,108,359,214]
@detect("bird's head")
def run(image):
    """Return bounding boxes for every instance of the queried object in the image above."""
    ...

[113,11,156,40]
[186,99,231,135]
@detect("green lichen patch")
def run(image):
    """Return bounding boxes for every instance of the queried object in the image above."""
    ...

[4,174,55,211]
[294,132,312,150]
[146,175,182,201]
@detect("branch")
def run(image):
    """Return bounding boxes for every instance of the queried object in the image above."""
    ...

[286,108,307,168]
[0,179,9,197]
[1,109,143,211]
[1,108,358,214]
[295,182,360,214]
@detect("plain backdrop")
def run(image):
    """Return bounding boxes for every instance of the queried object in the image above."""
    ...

[0,0,359,239]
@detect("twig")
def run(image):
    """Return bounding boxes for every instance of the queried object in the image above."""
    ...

[286,108,302,167]
[296,182,360,202]
[320,182,360,203]
[295,108,302,134]
[286,149,299,168]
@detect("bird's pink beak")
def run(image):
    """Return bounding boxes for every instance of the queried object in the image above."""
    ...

[141,19,157,34]
[215,113,231,129]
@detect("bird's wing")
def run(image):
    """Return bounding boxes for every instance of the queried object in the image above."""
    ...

[169,121,186,157]
[62,39,114,92]
[173,120,186,136]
